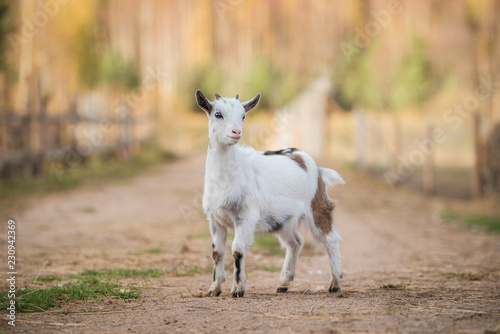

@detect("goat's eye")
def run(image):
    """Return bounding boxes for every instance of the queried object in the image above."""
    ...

[214,112,223,119]
[242,115,246,121]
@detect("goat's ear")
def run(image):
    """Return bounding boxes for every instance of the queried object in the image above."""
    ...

[241,93,261,113]
[195,90,213,115]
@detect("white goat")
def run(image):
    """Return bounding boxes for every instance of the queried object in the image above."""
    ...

[195,90,345,298]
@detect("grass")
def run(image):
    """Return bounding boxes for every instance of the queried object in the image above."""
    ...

[342,160,358,171]
[0,144,175,215]
[36,275,61,282]
[259,266,281,273]
[171,266,207,277]
[0,283,139,313]
[191,230,211,239]
[441,211,500,233]
[1,268,164,313]
[128,248,166,255]
[144,248,165,254]
[75,268,164,280]
[252,235,285,256]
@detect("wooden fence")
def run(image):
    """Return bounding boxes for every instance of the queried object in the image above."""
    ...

[0,98,156,179]
[343,108,498,198]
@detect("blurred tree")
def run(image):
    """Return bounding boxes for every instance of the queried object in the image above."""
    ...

[390,37,433,110]
[244,56,277,109]
[332,43,381,111]
[75,22,101,89]
[333,36,435,113]
[74,15,139,91]
[99,48,139,90]
[0,0,14,71]
[181,64,223,111]
[0,0,15,110]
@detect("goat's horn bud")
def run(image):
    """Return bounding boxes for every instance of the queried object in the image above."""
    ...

[215,93,222,100]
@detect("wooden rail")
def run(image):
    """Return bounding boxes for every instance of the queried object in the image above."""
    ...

[0,104,155,179]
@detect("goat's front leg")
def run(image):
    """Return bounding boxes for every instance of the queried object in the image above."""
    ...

[231,222,255,298]
[208,217,227,297]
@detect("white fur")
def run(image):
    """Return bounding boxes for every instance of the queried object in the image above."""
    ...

[195,90,344,297]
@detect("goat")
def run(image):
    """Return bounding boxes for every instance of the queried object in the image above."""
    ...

[195,90,345,298]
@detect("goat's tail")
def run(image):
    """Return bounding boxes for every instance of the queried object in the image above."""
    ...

[319,167,345,188]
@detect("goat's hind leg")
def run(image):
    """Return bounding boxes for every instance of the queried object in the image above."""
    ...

[208,218,227,296]
[322,227,342,292]
[277,230,303,293]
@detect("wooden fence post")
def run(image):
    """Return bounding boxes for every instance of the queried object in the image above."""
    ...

[119,103,132,160]
[472,113,483,197]
[391,115,402,177]
[23,103,33,178]
[35,96,48,178]
[355,108,367,170]
[0,72,6,151]
[0,115,6,151]
[423,125,435,195]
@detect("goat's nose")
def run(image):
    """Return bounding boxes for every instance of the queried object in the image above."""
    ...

[232,129,241,135]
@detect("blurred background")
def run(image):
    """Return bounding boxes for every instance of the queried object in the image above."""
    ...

[0,0,499,199]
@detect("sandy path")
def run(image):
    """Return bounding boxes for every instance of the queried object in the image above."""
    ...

[2,154,500,333]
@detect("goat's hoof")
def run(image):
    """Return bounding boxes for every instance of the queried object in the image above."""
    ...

[208,288,222,297]
[231,290,244,298]
[207,290,222,297]
[328,286,341,293]
[276,287,288,293]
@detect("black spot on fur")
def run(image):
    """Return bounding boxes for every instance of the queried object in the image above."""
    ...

[233,251,243,283]
[263,147,298,155]
[211,242,215,249]
[265,215,291,232]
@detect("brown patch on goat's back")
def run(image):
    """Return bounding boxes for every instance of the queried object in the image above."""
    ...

[263,148,307,172]
[311,171,335,234]
[289,154,307,172]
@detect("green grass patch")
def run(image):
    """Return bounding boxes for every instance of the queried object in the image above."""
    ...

[259,266,281,273]
[144,248,165,254]
[1,268,164,313]
[342,160,358,171]
[441,211,500,233]
[191,230,211,239]
[0,145,176,215]
[76,268,164,281]
[0,282,139,313]
[35,275,61,282]
[172,266,207,277]
[128,248,166,256]
[252,235,285,256]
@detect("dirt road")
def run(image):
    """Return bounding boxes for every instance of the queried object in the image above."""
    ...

[2,155,500,333]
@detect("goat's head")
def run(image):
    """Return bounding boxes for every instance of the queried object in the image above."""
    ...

[195,90,260,146]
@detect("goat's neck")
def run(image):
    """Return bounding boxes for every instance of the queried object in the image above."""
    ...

[205,140,242,183]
